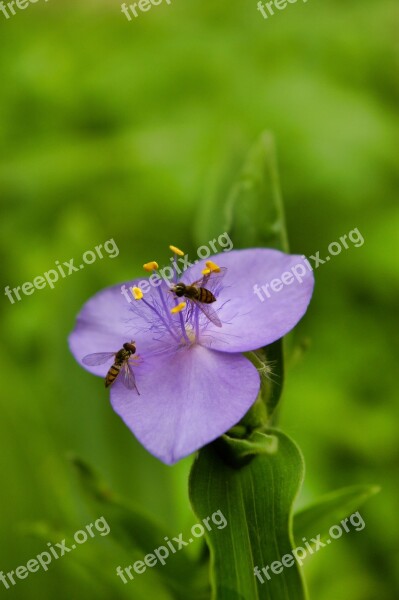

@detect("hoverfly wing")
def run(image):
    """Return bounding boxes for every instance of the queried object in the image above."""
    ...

[192,299,222,328]
[82,352,116,366]
[194,266,227,294]
[121,361,140,395]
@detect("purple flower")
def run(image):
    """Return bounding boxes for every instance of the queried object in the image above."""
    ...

[69,248,314,465]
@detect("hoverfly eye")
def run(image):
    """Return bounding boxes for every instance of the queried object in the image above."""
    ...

[124,342,136,352]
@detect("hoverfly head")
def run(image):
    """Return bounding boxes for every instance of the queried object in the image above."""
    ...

[172,283,186,297]
[124,342,136,353]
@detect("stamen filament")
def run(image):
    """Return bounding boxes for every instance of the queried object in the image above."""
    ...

[177,308,191,345]
[194,303,200,341]
[141,296,180,342]
[170,295,191,345]
[157,286,177,333]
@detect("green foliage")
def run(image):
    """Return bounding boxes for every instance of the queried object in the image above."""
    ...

[189,129,379,600]
[190,130,303,599]
[293,485,380,545]
[196,132,288,253]
[229,133,288,420]
[198,132,288,427]
[189,430,307,600]
[70,456,208,600]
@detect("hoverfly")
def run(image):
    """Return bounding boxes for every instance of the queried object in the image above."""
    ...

[82,341,140,394]
[170,267,227,327]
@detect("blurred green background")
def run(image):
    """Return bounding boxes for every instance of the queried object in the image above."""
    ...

[0,0,397,598]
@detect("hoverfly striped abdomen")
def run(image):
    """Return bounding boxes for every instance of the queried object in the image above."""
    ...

[105,363,121,387]
[197,287,216,304]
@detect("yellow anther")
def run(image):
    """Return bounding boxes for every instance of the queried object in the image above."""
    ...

[205,260,221,273]
[131,286,143,300]
[143,261,159,272]
[201,268,211,275]
[170,301,187,314]
[169,245,185,256]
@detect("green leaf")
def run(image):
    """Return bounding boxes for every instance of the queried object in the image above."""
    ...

[225,131,289,252]
[198,132,289,424]
[69,455,208,600]
[24,521,158,600]
[294,484,380,545]
[218,430,279,466]
[245,343,284,422]
[227,132,288,420]
[195,131,288,253]
[189,429,308,600]
[69,455,173,553]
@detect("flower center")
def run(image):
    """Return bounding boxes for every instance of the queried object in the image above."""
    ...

[129,245,226,349]
[183,325,197,344]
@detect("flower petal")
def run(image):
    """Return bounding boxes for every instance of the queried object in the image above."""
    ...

[182,249,314,352]
[68,280,170,377]
[110,345,260,465]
